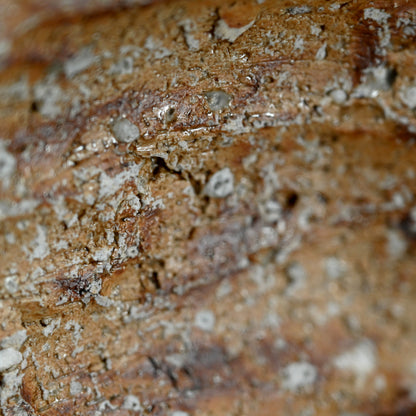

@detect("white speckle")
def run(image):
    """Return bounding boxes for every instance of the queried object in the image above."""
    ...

[354,65,396,98]
[109,56,134,75]
[0,369,23,404]
[0,141,16,189]
[171,411,189,416]
[194,310,215,332]
[99,162,143,200]
[70,380,82,396]
[29,225,50,262]
[400,85,416,110]
[4,276,18,294]
[364,8,391,50]
[293,36,304,53]
[126,246,139,258]
[310,24,322,36]
[285,261,306,294]
[33,78,64,118]
[330,88,347,104]
[281,361,318,391]
[204,90,232,111]
[364,8,390,25]
[42,318,61,337]
[204,168,234,198]
[110,118,140,143]
[0,330,27,350]
[214,19,255,43]
[259,200,282,223]
[315,42,327,60]
[0,348,22,372]
[122,395,142,411]
[386,230,407,260]
[92,247,113,262]
[325,257,346,279]
[64,47,96,78]
[287,6,312,15]
[180,20,200,51]
[95,295,113,308]
[333,340,377,378]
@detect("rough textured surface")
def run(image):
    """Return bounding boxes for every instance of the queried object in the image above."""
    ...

[0,0,416,415]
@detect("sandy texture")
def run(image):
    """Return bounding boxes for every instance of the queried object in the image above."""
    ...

[0,0,416,415]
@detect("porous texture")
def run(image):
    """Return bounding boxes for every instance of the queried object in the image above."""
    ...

[0,0,416,415]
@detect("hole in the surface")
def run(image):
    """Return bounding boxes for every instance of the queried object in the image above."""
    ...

[286,192,299,208]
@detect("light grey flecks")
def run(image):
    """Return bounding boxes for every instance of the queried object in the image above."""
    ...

[171,412,190,416]
[0,330,28,350]
[122,395,142,411]
[0,142,16,190]
[30,225,50,261]
[364,7,390,25]
[70,380,82,396]
[286,5,312,15]
[4,276,18,294]
[194,310,215,332]
[42,318,61,337]
[259,200,283,223]
[180,19,200,51]
[33,80,63,119]
[354,66,396,98]
[315,42,327,60]
[109,56,134,75]
[204,167,234,198]
[285,261,306,294]
[333,340,377,378]
[325,257,346,279]
[0,348,22,372]
[400,85,416,109]
[110,118,140,143]
[64,47,96,78]
[330,88,348,104]
[386,230,407,260]
[293,36,304,53]
[204,90,232,112]
[281,361,318,391]
[214,19,255,43]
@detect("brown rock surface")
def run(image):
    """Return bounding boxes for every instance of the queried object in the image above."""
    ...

[0,0,416,415]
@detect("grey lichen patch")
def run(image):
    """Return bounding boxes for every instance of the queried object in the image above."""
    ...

[286,6,312,15]
[0,142,16,190]
[0,331,27,350]
[29,225,50,262]
[204,167,234,198]
[122,395,142,411]
[354,66,397,98]
[64,47,96,78]
[400,85,416,109]
[33,79,63,119]
[333,340,377,379]
[194,310,215,332]
[110,118,140,143]
[214,19,255,43]
[180,19,200,51]
[69,380,82,396]
[109,56,134,75]
[0,348,22,372]
[315,42,327,60]
[330,88,348,104]
[281,361,317,392]
[204,90,232,112]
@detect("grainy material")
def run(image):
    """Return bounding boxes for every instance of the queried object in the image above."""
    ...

[0,0,416,415]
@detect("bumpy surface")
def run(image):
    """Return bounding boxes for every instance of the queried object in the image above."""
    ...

[0,0,416,415]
